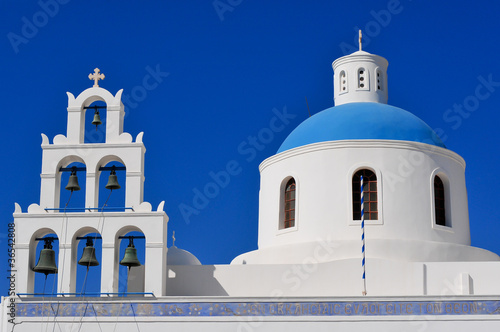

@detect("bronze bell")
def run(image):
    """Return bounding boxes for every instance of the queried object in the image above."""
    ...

[91,109,102,130]
[78,238,99,267]
[105,166,121,190]
[33,239,58,276]
[65,168,81,192]
[120,238,141,268]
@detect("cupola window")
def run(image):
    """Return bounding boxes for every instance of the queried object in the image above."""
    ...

[339,70,348,94]
[281,178,296,229]
[376,68,383,91]
[434,175,446,226]
[357,68,369,90]
[352,169,377,220]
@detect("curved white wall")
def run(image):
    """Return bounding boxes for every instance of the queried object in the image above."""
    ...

[242,140,481,263]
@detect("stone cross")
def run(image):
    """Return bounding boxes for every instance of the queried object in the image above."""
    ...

[88,68,105,87]
[359,30,362,51]
[172,231,176,246]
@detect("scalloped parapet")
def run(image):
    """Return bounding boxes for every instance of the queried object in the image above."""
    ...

[14,202,22,214]
[41,134,49,146]
[53,134,68,145]
[136,132,144,143]
[116,132,133,143]
[27,203,45,214]
[134,201,152,212]
[157,201,165,212]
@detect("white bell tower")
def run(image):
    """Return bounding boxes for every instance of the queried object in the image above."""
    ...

[13,69,169,296]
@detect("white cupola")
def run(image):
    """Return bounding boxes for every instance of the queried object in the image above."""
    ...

[332,32,388,106]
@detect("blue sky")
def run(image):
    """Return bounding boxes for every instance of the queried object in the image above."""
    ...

[1,0,500,295]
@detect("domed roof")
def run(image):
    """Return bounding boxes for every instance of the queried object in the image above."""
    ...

[167,246,201,265]
[277,103,445,153]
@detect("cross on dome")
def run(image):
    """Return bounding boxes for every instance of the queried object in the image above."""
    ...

[88,68,105,87]
[359,30,362,51]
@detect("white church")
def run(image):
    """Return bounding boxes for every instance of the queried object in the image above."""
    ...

[2,38,500,331]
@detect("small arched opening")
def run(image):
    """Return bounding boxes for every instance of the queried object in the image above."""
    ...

[31,231,59,295]
[339,70,348,94]
[97,159,126,211]
[84,100,108,144]
[357,67,369,90]
[59,160,86,211]
[116,229,146,294]
[376,68,384,91]
[74,230,102,295]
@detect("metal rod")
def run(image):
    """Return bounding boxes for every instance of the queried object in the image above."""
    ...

[76,236,102,240]
[83,106,107,110]
[118,236,146,239]
[99,166,126,171]
[17,292,155,297]
[59,166,86,172]
[34,237,58,242]
[361,175,367,296]
[44,207,134,211]
[59,166,126,172]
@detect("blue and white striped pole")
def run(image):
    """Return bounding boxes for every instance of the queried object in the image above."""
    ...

[361,175,367,296]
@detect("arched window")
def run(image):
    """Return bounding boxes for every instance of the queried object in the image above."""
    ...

[357,68,369,90]
[434,176,446,226]
[282,178,296,229]
[353,170,378,220]
[339,70,348,94]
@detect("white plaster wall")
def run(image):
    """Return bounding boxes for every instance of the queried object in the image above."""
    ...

[251,140,485,264]
[167,259,500,297]
[425,261,500,296]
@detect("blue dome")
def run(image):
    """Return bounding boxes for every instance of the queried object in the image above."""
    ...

[277,103,445,153]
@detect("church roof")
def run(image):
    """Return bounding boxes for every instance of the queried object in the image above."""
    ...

[277,102,445,153]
